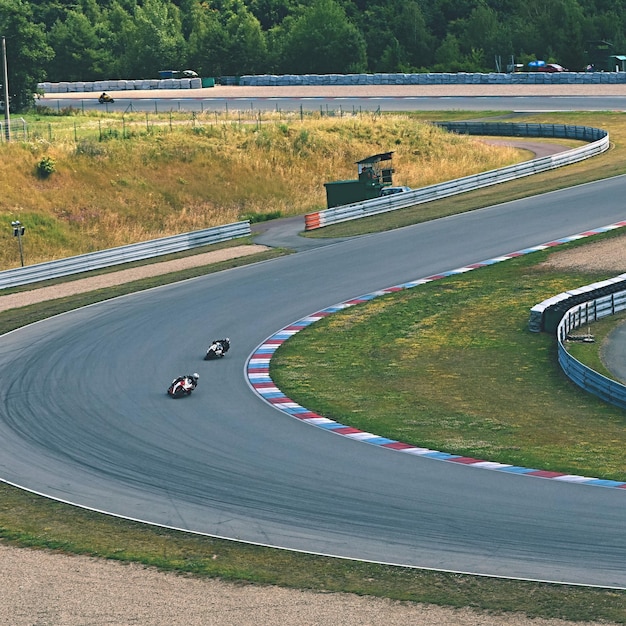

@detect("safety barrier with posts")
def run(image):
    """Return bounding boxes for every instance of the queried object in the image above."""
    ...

[0,221,251,290]
[305,122,609,230]
[530,275,626,409]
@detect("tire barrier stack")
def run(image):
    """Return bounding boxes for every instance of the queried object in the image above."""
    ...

[529,273,626,334]
[39,71,626,93]
[548,280,626,409]
[240,71,626,86]
[38,78,203,93]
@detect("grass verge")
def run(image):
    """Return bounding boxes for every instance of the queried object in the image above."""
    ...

[1,482,624,623]
[2,109,523,268]
[271,236,626,482]
[567,313,626,382]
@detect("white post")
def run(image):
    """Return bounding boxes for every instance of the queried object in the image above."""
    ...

[2,36,10,141]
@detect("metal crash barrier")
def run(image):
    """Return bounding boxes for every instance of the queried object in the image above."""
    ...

[304,122,608,230]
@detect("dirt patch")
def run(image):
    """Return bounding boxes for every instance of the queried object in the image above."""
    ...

[1,543,619,626]
[538,234,626,273]
[0,245,268,313]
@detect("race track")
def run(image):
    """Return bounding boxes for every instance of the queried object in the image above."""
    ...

[0,101,625,588]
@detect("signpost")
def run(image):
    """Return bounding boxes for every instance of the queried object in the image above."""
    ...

[11,221,24,266]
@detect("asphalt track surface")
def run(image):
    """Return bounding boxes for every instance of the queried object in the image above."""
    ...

[602,322,626,384]
[44,93,626,112]
[1,96,625,589]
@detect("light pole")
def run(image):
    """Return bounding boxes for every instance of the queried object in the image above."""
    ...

[11,220,24,266]
[2,36,10,142]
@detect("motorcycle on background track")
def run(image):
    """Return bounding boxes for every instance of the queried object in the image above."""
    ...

[98,92,114,104]
[204,338,231,360]
[167,373,199,398]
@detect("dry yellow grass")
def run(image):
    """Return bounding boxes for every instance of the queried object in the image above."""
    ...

[0,114,522,269]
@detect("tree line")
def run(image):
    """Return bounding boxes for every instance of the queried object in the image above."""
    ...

[2,0,626,110]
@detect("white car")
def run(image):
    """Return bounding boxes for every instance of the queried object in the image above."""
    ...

[380,186,411,196]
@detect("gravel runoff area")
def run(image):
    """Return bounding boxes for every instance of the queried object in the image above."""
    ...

[2,233,625,625]
[3,544,619,626]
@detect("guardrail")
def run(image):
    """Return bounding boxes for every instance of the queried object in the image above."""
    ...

[304,122,608,230]
[529,274,626,333]
[0,221,250,291]
[557,288,626,409]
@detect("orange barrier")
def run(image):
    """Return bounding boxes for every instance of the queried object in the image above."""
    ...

[304,212,321,230]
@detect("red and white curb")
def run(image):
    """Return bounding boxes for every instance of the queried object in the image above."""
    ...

[247,222,626,489]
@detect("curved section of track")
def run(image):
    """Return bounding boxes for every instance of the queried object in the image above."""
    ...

[1,152,625,588]
[248,224,626,490]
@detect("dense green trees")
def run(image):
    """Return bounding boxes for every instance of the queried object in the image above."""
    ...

[1,0,626,109]
[0,0,52,110]
[280,0,367,73]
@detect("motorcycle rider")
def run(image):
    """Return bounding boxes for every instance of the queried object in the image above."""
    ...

[206,338,230,358]
[214,338,230,355]
[172,372,199,390]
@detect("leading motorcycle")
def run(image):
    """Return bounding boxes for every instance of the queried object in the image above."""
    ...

[98,92,114,104]
[167,373,199,398]
[204,338,230,360]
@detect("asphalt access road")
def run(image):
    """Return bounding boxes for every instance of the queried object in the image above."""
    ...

[42,93,626,113]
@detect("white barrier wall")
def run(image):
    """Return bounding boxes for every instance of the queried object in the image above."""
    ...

[38,71,626,93]
[240,72,626,86]
[38,78,203,92]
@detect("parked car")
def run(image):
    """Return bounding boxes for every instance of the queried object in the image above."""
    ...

[536,63,567,72]
[380,186,411,196]
[181,69,199,78]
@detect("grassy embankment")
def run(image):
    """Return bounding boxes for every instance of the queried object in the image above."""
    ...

[0,108,523,269]
[0,108,625,622]
[306,110,620,238]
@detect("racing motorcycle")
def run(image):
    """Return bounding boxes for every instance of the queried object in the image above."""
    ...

[98,92,114,104]
[204,338,230,360]
[167,373,199,398]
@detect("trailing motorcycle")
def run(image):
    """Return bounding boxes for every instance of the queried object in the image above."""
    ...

[167,373,199,398]
[204,338,230,360]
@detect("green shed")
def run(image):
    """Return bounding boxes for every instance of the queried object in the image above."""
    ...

[324,179,381,208]
[324,152,396,208]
